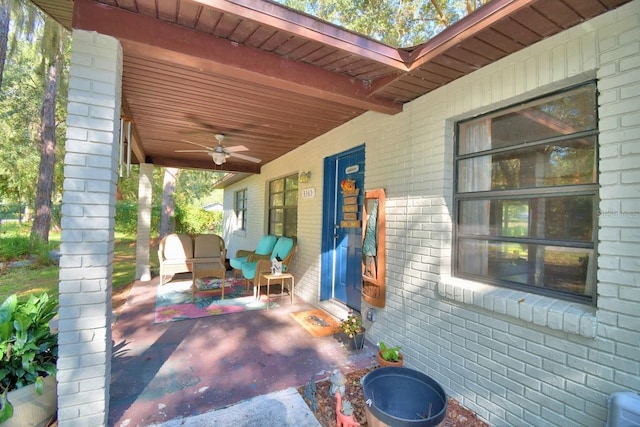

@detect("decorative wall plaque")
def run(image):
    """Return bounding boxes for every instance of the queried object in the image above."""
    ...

[362,188,385,307]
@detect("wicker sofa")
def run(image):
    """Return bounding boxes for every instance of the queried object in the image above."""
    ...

[157,233,226,286]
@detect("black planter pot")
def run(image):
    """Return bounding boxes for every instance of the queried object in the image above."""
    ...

[361,367,447,427]
[351,331,366,350]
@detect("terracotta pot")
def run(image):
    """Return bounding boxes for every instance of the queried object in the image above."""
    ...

[377,350,404,367]
[4,375,57,427]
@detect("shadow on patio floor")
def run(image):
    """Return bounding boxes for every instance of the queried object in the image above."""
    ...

[108,274,377,427]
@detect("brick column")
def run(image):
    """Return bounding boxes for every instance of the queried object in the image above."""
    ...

[57,30,122,427]
[136,163,153,280]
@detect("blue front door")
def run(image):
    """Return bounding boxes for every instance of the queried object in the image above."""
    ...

[321,145,364,311]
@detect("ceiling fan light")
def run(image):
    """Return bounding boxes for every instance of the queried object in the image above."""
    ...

[212,152,226,165]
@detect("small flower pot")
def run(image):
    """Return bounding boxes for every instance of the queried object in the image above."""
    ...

[377,350,404,367]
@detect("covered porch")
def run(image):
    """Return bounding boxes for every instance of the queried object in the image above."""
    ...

[109,273,376,426]
[27,0,637,425]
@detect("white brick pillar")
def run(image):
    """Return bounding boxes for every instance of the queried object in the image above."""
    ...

[136,163,154,280]
[57,30,122,427]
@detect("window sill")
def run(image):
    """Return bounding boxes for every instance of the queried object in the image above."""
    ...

[437,276,596,338]
[232,229,247,237]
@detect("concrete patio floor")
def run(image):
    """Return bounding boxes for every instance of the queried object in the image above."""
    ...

[108,274,377,427]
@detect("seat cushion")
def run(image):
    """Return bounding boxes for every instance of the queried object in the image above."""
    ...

[255,235,278,255]
[241,261,258,280]
[229,256,247,270]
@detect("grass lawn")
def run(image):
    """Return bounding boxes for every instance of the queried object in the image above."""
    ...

[0,223,157,303]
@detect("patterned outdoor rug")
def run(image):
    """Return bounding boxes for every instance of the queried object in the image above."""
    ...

[154,277,277,323]
[290,308,341,337]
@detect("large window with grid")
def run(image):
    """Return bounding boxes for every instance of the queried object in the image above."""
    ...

[454,82,598,304]
[234,189,247,231]
[268,174,298,237]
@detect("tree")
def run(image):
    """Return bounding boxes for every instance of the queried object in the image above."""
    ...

[30,18,66,243]
[0,0,9,89]
[160,167,179,239]
[278,0,491,47]
[0,29,41,205]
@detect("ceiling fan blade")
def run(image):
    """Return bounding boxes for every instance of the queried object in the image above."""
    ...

[224,145,249,153]
[228,152,261,163]
[175,149,211,153]
[180,139,213,150]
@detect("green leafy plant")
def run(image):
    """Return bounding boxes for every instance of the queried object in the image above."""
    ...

[378,341,402,362]
[339,310,363,338]
[0,293,58,422]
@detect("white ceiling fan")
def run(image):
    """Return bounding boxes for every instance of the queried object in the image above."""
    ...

[176,134,261,166]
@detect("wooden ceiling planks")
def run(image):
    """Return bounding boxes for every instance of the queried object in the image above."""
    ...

[29,0,633,173]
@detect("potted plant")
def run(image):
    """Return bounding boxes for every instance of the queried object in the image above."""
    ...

[0,293,58,426]
[339,310,365,350]
[377,341,403,367]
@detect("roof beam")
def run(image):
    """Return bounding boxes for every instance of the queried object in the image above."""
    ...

[369,0,538,96]
[72,0,402,115]
[406,0,537,69]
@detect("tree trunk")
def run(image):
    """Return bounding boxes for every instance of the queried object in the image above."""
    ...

[0,0,9,91]
[30,41,61,245]
[160,167,179,239]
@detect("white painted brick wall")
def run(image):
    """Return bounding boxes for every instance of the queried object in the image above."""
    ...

[222,2,640,425]
[58,30,122,427]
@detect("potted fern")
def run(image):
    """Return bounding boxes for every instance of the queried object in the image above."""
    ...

[377,341,403,367]
[0,293,58,426]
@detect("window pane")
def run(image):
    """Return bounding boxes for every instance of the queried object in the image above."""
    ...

[271,179,284,193]
[271,223,283,236]
[271,208,284,222]
[458,196,594,241]
[459,84,597,154]
[458,138,596,192]
[458,239,593,297]
[271,193,284,207]
[268,174,298,237]
[285,190,298,206]
[285,175,299,191]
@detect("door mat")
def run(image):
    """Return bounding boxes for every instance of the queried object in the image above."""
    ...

[155,278,277,323]
[290,309,341,337]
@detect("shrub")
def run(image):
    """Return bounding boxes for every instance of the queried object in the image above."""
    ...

[175,204,220,235]
[115,201,161,235]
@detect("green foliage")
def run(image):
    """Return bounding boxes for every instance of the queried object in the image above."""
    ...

[0,235,30,261]
[0,293,58,395]
[0,223,54,265]
[0,3,68,212]
[115,201,161,236]
[175,203,221,235]
[378,341,401,362]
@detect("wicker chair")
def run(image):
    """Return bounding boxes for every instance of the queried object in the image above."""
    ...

[191,234,227,302]
[158,233,193,285]
[240,236,296,299]
[229,235,278,286]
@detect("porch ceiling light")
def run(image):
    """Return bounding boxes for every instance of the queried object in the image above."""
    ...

[212,151,226,165]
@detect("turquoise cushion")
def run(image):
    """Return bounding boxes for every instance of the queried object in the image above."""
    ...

[271,237,294,260]
[255,235,278,255]
[241,261,258,280]
[229,256,247,270]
